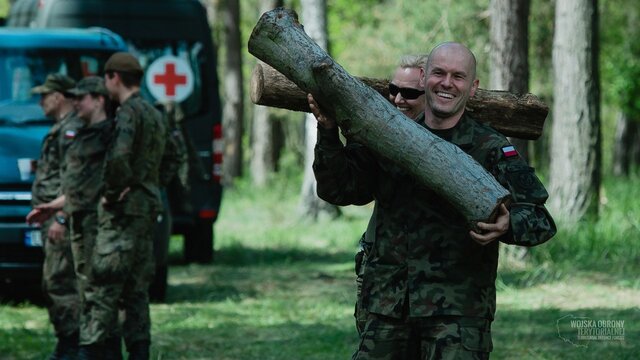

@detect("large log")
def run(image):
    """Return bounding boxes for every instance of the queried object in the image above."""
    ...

[248,8,511,228]
[251,62,548,140]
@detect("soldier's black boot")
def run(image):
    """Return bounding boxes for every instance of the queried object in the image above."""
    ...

[127,340,150,360]
[77,342,105,360]
[104,336,123,360]
[49,331,79,360]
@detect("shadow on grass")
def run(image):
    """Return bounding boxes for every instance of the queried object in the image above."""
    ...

[0,328,53,360]
[0,283,45,306]
[497,262,640,290]
[211,243,354,267]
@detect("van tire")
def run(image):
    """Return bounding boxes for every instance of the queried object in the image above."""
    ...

[150,197,171,303]
[149,264,167,302]
[184,218,213,264]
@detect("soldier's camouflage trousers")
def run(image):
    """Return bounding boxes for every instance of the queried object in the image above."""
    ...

[79,208,155,348]
[353,314,493,360]
[69,210,98,296]
[42,218,80,338]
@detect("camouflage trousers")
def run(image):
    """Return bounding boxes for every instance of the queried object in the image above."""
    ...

[80,208,155,348]
[353,314,493,360]
[42,217,80,338]
[69,210,98,296]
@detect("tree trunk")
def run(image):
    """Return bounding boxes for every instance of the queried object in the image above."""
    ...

[549,0,601,224]
[490,0,531,161]
[250,63,548,140]
[250,0,283,187]
[251,103,273,186]
[298,0,340,219]
[220,0,244,184]
[613,112,640,176]
[248,8,511,227]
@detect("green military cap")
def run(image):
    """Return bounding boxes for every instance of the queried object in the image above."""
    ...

[31,73,76,94]
[68,76,109,97]
[104,52,143,74]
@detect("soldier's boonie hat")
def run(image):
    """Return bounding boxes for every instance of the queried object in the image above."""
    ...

[31,73,76,94]
[104,52,143,74]
[68,76,109,97]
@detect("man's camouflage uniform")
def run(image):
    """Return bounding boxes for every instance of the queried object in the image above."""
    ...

[80,92,166,351]
[313,113,557,359]
[32,111,84,340]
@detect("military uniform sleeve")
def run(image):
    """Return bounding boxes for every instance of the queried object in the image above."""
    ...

[313,125,377,206]
[103,108,136,203]
[491,149,557,247]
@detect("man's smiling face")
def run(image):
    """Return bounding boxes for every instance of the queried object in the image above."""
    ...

[424,44,479,121]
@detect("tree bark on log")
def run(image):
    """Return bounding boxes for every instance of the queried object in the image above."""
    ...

[248,8,511,227]
[250,62,548,140]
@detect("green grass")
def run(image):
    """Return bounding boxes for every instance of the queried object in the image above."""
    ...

[1,172,639,359]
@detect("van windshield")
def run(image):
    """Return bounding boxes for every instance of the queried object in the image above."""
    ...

[127,40,204,117]
[0,48,115,123]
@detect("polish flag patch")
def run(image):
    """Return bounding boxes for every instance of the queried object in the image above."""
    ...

[64,130,76,139]
[501,145,518,158]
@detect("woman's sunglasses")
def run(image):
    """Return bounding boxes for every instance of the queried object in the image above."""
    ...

[388,83,425,100]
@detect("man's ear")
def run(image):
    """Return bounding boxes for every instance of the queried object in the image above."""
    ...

[419,67,426,88]
[469,78,479,97]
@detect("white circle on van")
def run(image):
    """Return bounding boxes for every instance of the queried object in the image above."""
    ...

[145,55,194,103]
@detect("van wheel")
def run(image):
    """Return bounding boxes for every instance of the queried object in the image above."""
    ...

[149,265,167,302]
[184,218,214,264]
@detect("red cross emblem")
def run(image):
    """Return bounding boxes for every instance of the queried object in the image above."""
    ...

[153,63,187,97]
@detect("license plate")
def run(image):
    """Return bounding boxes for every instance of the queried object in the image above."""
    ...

[24,230,43,247]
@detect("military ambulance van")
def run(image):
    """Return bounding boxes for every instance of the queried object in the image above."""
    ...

[7,0,224,301]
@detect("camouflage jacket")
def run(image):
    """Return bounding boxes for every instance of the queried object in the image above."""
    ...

[313,113,557,320]
[62,118,114,213]
[103,93,166,215]
[31,112,83,206]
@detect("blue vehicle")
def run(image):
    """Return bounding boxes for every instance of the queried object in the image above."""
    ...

[0,27,127,286]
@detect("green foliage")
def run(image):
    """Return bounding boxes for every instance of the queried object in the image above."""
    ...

[528,174,640,277]
[0,0,9,18]
[601,0,640,120]
[327,0,490,78]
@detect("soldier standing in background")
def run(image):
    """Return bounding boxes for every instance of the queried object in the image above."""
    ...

[28,73,83,360]
[77,53,166,360]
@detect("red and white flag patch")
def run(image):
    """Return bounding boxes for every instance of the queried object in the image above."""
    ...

[501,145,518,158]
[64,130,76,139]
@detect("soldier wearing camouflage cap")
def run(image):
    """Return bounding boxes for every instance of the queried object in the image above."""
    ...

[31,73,76,95]
[310,42,556,359]
[77,53,165,360]
[68,75,110,97]
[27,72,84,359]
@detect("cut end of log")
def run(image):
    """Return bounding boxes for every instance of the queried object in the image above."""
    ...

[250,63,265,104]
